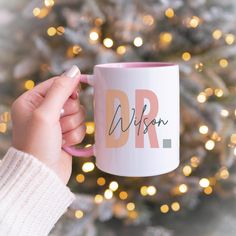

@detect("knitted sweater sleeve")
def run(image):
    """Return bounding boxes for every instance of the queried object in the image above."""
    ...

[0,147,75,236]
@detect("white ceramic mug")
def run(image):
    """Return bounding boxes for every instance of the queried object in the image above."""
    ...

[64,62,180,177]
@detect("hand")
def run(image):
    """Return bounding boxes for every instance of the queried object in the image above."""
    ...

[11,65,86,184]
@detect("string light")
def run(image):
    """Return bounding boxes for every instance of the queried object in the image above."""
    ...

[82,162,95,172]
[104,189,113,199]
[211,132,221,142]
[0,112,10,123]
[24,80,35,90]
[199,125,208,134]
[35,7,49,19]
[103,38,113,48]
[116,45,126,55]
[142,14,154,26]
[57,26,65,35]
[199,178,210,188]
[205,140,215,150]
[178,184,188,193]
[140,186,148,196]
[128,210,138,219]
[188,16,201,28]
[72,45,82,55]
[119,191,128,200]
[32,8,41,17]
[0,123,7,133]
[160,32,172,44]
[94,194,103,204]
[147,186,157,196]
[182,52,191,61]
[225,34,235,45]
[231,134,236,144]
[86,122,95,134]
[219,58,228,68]
[47,27,57,36]
[89,31,99,41]
[133,37,143,47]
[214,88,224,97]
[76,174,85,183]
[97,177,106,186]
[160,204,169,213]
[219,167,229,179]
[197,92,207,103]
[204,88,214,96]
[165,8,175,18]
[190,156,200,167]
[94,17,103,26]
[44,0,54,7]
[204,186,213,195]
[195,62,204,72]
[212,29,222,40]
[182,165,192,176]
[75,210,84,219]
[126,202,135,211]
[171,202,180,211]
[109,181,119,191]
[220,109,229,117]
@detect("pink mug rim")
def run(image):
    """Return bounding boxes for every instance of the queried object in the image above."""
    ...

[95,62,177,69]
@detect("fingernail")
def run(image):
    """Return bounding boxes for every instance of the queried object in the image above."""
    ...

[62,139,66,146]
[64,65,80,78]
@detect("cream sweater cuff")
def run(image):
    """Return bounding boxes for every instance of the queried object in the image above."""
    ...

[0,147,75,236]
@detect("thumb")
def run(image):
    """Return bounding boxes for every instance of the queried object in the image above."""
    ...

[39,65,80,120]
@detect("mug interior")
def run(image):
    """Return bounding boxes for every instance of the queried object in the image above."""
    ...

[95,62,176,68]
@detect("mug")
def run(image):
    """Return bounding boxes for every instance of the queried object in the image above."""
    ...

[64,62,180,177]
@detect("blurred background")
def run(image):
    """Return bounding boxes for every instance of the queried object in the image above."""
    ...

[1,0,236,235]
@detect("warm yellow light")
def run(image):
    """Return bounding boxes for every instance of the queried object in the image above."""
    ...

[103,38,113,48]
[57,26,65,35]
[36,7,49,19]
[182,52,191,61]
[47,27,57,36]
[179,184,188,193]
[116,45,126,55]
[225,34,235,45]
[140,186,148,196]
[133,37,143,47]
[33,8,41,17]
[147,186,157,196]
[214,88,224,97]
[94,17,103,26]
[211,132,221,142]
[89,31,99,41]
[97,177,106,186]
[204,186,213,195]
[76,174,85,183]
[182,165,192,176]
[189,16,200,28]
[72,45,82,55]
[82,162,95,172]
[199,178,210,188]
[197,92,206,103]
[86,121,95,134]
[0,112,10,123]
[24,80,35,90]
[165,8,175,18]
[142,14,154,26]
[190,156,200,167]
[109,181,119,191]
[75,210,84,219]
[128,210,138,219]
[160,32,173,43]
[199,125,208,134]
[204,88,214,96]
[104,189,113,199]
[212,29,222,40]
[205,140,215,150]
[119,191,128,200]
[126,202,135,211]
[195,62,204,72]
[219,167,229,179]
[171,202,180,211]
[0,123,7,133]
[220,109,229,117]
[44,0,54,7]
[94,194,103,204]
[230,134,236,144]
[219,59,228,68]
[160,204,169,213]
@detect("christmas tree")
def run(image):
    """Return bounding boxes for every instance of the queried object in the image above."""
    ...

[0,0,236,235]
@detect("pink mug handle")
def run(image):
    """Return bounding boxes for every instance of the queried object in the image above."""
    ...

[63,74,95,157]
